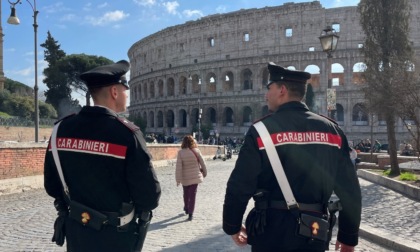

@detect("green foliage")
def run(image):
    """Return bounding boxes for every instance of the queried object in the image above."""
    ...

[400,172,418,181]
[128,114,147,134]
[0,90,58,119]
[305,84,315,111]
[383,169,391,176]
[4,78,33,96]
[0,111,12,118]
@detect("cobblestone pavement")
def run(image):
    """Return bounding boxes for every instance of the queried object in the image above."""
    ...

[0,156,414,251]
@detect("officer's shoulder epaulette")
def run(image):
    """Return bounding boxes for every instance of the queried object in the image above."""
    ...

[54,113,76,125]
[116,117,139,132]
[319,114,338,125]
[252,113,273,124]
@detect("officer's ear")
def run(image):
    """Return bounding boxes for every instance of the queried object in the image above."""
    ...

[109,84,119,100]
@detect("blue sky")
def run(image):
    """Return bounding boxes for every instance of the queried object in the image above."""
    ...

[2,0,359,104]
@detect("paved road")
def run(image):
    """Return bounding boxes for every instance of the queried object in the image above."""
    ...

[0,156,413,251]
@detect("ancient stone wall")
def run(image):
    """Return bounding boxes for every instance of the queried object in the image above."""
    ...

[128,0,420,143]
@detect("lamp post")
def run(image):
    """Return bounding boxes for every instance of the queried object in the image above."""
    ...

[7,0,39,142]
[197,78,202,144]
[319,26,339,118]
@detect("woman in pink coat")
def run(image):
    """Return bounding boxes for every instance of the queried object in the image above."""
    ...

[176,135,207,221]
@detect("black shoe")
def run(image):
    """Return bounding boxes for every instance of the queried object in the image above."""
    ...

[188,214,193,221]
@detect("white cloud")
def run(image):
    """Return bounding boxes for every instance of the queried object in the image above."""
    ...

[98,3,109,8]
[163,1,179,15]
[86,10,130,26]
[215,5,227,13]
[133,0,156,7]
[43,2,70,14]
[182,9,204,18]
[83,3,93,11]
[60,14,76,22]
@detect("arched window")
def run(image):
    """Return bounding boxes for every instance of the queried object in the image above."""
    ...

[178,109,187,127]
[242,69,253,90]
[223,71,234,91]
[223,107,234,126]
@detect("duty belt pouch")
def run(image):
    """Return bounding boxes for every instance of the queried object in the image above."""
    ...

[69,201,108,231]
[297,213,329,242]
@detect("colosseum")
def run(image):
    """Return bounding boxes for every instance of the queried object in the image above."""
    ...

[127,0,420,145]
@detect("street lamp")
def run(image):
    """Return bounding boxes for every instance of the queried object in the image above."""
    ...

[7,0,39,142]
[319,26,339,118]
[198,78,202,143]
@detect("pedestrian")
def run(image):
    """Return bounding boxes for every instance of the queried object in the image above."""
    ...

[175,135,207,221]
[222,62,361,252]
[44,60,161,252]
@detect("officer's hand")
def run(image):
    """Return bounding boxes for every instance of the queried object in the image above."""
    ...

[231,224,247,247]
[335,241,354,252]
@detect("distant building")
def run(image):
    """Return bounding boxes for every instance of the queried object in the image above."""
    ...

[128,1,420,144]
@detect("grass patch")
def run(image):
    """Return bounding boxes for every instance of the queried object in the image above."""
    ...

[383,169,418,181]
[400,172,418,181]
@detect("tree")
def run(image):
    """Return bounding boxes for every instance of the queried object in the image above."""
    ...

[128,114,147,133]
[57,54,114,106]
[358,0,413,175]
[305,83,315,111]
[41,31,79,118]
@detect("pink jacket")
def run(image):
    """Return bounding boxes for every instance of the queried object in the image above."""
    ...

[176,148,207,186]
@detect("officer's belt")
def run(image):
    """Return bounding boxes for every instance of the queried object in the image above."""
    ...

[256,200,324,213]
[102,208,135,227]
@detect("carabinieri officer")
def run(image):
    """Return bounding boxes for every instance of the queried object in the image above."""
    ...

[223,62,361,252]
[44,60,161,252]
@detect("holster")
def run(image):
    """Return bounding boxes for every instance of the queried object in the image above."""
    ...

[327,200,342,243]
[133,210,153,252]
[248,190,269,236]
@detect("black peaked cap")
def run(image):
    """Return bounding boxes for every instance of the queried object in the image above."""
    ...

[80,60,130,89]
[267,62,311,87]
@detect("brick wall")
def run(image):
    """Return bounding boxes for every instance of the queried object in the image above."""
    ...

[0,143,219,180]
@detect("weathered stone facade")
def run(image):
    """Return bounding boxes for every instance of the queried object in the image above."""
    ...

[128,1,420,144]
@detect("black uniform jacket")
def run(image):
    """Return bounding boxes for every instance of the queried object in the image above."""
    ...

[223,101,361,250]
[44,106,161,216]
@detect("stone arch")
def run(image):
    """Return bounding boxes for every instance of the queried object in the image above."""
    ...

[207,107,217,125]
[167,78,175,96]
[242,106,253,126]
[333,103,344,122]
[241,68,253,90]
[157,111,164,127]
[222,71,234,91]
[158,79,164,97]
[305,65,321,88]
[191,108,199,126]
[223,107,234,126]
[191,74,200,94]
[179,76,187,95]
[143,82,148,99]
[149,81,155,98]
[166,110,175,127]
[206,72,217,92]
[178,109,187,127]
[142,112,147,125]
[352,62,366,84]
[332,63,345,86]
[148,111,155,128]
[353,103,368,125]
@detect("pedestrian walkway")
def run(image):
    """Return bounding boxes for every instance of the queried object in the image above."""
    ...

[0,157,417,251]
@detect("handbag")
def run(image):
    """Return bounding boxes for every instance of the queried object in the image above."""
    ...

[253,121,330,243]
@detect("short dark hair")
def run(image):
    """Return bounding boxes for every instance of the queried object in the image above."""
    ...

[275,81,307,99]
